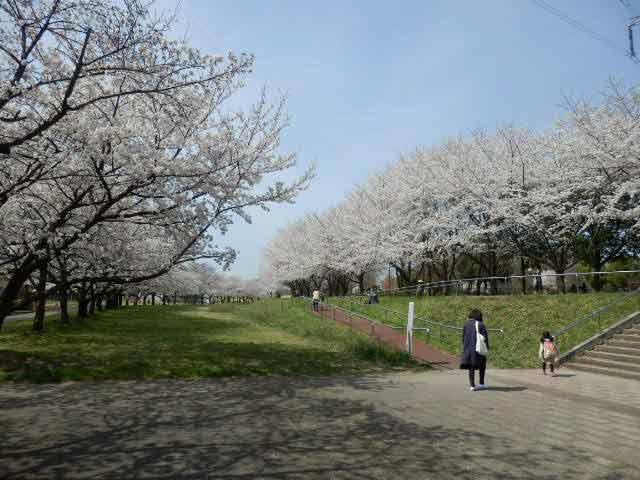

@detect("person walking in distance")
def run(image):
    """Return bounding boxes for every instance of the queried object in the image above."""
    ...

[312,289,320,312]
[460,309,490,391]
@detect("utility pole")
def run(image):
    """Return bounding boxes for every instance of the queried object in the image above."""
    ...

[628,16,640,58]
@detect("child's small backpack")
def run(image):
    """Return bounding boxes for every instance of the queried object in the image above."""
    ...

[543,338,558,360]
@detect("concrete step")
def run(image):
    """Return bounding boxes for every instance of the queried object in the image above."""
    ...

[587,350,640,365]
[575,356,640,373]
[606,339,640,350]
[616,334,640,343]
[597,344,640,357]
[566,362,640,381]
[623,327,640,335]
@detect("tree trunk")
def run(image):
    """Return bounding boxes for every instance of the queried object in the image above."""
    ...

[591,262,603,292]
[105,294,115,309]
[520,257,527,294]
[0,267,33,330]
[489,253,498,295]
[59,286,70,324]
[78,288,89,318]
[555,270,566,294]
[89,285,96,315]
[33,263,48,332]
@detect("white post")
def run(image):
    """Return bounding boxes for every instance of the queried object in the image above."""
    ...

[406,301,415,354]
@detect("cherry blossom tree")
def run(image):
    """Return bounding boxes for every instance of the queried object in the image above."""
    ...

[0,1,312,329]
[261,81,639,295]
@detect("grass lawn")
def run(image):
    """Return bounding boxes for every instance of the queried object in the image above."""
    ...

[0,300,423,382]
[332,292,640,368]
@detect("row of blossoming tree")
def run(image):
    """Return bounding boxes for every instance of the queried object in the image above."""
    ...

[263,81,639,297]
[0,0,310,331]
[128,265,266,307]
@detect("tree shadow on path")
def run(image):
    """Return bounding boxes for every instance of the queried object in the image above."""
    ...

[0,375,623,479]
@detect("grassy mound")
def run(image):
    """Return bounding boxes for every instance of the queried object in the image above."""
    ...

[332,292,640,368]
[0,300,423,382]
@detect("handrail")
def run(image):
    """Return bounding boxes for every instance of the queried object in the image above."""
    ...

[300,296,405,330]
[552,287,640,338]
[333,296,407,319]
[334,294,504,334]
[372,270,640,296]
[324,303,405,330]
[414,314,505,334]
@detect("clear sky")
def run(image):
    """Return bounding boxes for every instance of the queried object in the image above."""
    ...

[156,0,640,278]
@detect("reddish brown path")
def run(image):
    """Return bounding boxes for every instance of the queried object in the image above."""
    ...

[314,305,459,369]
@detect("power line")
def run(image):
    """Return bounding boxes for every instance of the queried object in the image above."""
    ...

[531,0,632,59]
[618,0,640,15]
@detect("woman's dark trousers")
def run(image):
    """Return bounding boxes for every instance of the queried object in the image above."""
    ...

[468,365,486,387]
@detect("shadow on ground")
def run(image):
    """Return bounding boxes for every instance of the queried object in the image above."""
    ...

[0,375,610,480]
[485,386,527,392]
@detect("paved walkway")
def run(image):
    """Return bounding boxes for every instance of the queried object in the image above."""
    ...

[315,304,459,368]
[1,369,638,479]
[4,307,78,324]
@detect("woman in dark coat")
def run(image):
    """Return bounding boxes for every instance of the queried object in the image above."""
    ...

[460,309,490,391]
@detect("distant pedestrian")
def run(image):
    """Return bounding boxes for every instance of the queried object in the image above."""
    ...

[535,269,543,293]
[416,280,425,297]
[539,331,558,376]
[312,289,320,312]
[367,289,375,304]
[460,309,490,391]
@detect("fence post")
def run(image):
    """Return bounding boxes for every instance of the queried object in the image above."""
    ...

[406,302,415,355]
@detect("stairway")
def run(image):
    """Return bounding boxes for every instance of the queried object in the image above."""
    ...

[566,324,640,380]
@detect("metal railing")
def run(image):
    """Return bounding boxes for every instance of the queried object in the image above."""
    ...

[333,296,410,325]
[367,269,640,297]
[301,296,405,331]
[552,287,640,338]
[333,294,504,335]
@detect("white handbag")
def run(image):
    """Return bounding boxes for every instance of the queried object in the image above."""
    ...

[475,321,489,356]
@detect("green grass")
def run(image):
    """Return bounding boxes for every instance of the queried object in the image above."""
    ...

[331,292,640,368]
[0,300,423,383]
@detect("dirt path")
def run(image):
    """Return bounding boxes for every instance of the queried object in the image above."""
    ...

[315,304,459,369]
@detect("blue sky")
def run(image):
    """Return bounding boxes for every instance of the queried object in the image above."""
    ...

[156,0,640,278]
